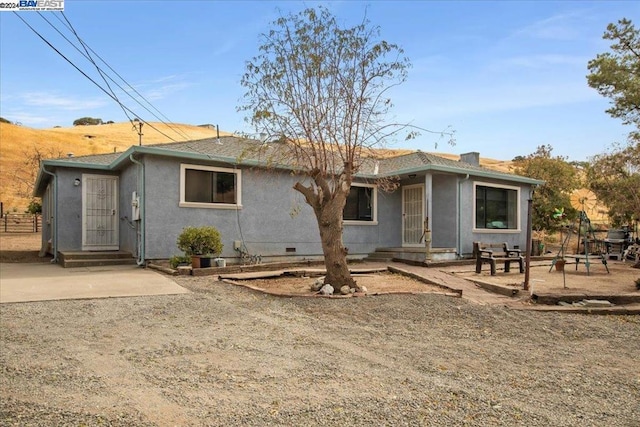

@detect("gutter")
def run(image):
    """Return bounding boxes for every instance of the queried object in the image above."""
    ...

[129,154,145,266]
[40,167,58,264]
[457,174,470,258]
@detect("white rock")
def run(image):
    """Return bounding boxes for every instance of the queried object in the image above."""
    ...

[340,285,351,295]
[320,284,334,296]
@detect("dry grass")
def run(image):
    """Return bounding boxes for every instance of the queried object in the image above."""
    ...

[0,122,230,211]
[0,121,516,211]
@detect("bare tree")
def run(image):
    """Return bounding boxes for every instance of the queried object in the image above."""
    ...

[240,7,447,290]
[13,145,64,200]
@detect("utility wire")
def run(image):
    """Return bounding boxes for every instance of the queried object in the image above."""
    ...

[52,12,192,141]
[60,12,134,125]
[14,12,180,143]
[40,12,192,141]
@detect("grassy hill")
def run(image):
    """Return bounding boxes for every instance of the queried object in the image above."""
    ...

[0,121,513,212]
[0,122,232,211]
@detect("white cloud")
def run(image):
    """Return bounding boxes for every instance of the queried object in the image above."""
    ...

[132,74,193,101]
[489,54,588,71]
[510,11,591,41]
[3,110,62,126]
[20,92,107,110]
[397,78,599,122]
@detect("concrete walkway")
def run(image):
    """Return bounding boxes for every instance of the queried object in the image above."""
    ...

[0,263,189,304]
[385,262,516,305]
[386,261,640,314]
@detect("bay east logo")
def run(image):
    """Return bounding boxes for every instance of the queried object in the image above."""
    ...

[20,0,63,8]
[0,0,65,11]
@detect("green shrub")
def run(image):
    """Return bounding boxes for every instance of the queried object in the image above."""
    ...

[26,200,42,214]
[176,226,223,256]
[169,254,191,269]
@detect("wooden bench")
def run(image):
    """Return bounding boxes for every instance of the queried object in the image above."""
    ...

[474,241,524,276]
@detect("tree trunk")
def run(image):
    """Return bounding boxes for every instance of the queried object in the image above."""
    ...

[292,168,359,292]
[316,198,359,291]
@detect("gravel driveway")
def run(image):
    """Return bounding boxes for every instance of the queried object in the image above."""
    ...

[1,274,639,426]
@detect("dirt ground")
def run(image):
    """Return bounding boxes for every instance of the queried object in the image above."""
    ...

[2,233,638,299]
[1,233,640,425]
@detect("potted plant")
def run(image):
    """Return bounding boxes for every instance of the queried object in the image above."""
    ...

[176,226,223,268]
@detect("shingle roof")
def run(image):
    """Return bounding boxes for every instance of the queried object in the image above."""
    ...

[53,152,122,165]
[38,136,541,190]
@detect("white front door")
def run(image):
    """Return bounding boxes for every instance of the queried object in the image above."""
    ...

[82,174,119,251]
[402,184,425,247]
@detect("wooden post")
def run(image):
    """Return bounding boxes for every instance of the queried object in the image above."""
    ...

[524,197,533,291]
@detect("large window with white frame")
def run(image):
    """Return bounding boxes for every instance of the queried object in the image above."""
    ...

[180,164,241,208]
[474,182,519,231]
[344,183,377,224]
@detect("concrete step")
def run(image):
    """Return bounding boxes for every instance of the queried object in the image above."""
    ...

[59,250,133,260]
[61,257,137,268]
[58,251,135,268]
[363,252,395,262]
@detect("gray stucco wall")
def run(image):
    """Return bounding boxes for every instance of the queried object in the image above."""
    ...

[40,183,53,255]
[54,168,86,251]
[44,155,535,262]
[47,168,127,253]
[458,177,533,256]
[118,163,139,257]
[431,174,458,248]
[141,155,398,261]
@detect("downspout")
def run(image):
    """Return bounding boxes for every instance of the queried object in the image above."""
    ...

[41,167,58,264]
[457,174,470,259]
[129,154,145,266]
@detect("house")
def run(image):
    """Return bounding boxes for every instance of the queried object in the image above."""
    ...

[33,136,543,266]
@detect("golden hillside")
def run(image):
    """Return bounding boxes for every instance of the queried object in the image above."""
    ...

[0,122,230,211]
[0,121,513,211]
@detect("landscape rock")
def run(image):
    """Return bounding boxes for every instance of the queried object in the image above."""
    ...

[310,281,323,292]
[320,284,334,296]
[582,299,613,307]
[340,285,351,295]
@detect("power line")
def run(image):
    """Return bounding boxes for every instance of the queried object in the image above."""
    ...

[50,12,192,141]
[59,12,134,125]
[15,11,201,145]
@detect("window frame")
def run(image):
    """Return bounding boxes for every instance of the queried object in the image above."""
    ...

[473,181,520,233]
[343,183,378,225]
[179,163,242,209]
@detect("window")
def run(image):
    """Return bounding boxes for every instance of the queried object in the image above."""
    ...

[474,183,519,230]
[180,164,241,208]
[344,184,377,223]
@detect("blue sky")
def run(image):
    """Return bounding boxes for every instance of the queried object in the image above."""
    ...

[1,1,638,161]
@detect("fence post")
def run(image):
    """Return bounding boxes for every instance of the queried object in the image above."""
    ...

[3,214,6,232]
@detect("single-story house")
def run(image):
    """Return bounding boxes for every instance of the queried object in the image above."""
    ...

[33,136,543,266]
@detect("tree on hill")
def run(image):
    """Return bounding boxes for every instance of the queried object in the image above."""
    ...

[587,141,640,228]
[240,7,444,291]
[73,117,103,126]
[587,18,640,240]
[587,18,640,138]
[0,117,11,124]
[513,145,581,233]
[13,146,64,200]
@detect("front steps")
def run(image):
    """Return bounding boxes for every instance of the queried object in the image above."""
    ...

[365,247,458,263]
[58,251,136,268]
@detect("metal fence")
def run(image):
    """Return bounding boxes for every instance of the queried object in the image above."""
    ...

[1,214,42,233]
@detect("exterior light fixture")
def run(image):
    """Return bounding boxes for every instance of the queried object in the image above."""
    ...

[74,178,81,186]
